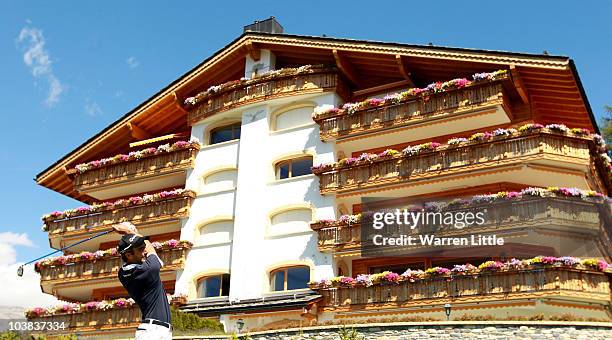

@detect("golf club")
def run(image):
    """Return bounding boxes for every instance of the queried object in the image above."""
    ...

[17,228,114,277]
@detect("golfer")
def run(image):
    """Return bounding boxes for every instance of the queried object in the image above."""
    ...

[114,222,172,339]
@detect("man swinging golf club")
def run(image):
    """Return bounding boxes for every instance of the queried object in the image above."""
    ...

[114,222,172,339]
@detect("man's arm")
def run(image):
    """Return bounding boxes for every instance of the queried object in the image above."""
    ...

[112,222,157,257]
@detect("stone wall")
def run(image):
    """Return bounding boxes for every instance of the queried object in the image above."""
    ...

[187,322,612,340]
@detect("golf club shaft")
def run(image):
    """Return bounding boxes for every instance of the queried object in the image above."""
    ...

[21,228,114,267]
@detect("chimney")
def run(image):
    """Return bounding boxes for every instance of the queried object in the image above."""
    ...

[243,16,284,34]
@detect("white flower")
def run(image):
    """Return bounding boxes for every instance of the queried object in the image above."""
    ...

[189,136,201,144]
[313,104,334,117]
[157,143,171,152]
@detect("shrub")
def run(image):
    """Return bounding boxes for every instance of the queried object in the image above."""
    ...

[170,307,224,332]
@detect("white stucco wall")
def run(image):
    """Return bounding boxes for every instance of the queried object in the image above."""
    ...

[178,84,343,301]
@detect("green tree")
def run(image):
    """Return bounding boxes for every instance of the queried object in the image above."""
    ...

[601,105,612,149]
[170,307,224,334]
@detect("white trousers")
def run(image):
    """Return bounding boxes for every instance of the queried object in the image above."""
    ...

[135,322,172,340]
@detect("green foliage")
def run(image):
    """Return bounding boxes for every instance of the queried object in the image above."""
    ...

[0,331,45,340]
[0,331,20,340]
[601,105,612,149]
[56,335,77,340]
[170,307,224,332]
[337,325,363,340]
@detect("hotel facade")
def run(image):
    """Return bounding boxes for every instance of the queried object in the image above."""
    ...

[28,19,611,338]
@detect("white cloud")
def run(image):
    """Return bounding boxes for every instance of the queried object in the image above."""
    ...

[17,25,64,107]
[0,232,58,308]
[84,99,103,116]
[126,56,139,69]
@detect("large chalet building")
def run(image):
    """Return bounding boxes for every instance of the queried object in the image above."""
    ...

[27,18,611,338]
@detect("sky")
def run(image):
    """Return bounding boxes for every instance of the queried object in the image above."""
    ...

[0,1,610,308]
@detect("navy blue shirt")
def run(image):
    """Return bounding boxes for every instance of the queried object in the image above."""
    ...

[118,254,171,324]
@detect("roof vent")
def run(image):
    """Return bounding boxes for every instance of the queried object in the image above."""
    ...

[243,16,284,34]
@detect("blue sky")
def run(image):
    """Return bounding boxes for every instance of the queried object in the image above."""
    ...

[0,1,610,277]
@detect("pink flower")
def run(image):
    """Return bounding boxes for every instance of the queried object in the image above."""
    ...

[85,301,99,311]
[429,142,441,149]
[340,277,355,285]
[368,98,385,107]
[382,272,400,283]
[454,78,470,88]
[506,191,521,199]
[172,141,190,148]
[166,239,179,247]
[76,206,92,213]
[129,196,143,204]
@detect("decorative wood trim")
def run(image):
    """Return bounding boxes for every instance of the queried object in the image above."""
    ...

[510,65,529,104]
[127,122,152,140]
[333,49,359,85]
[395,54,415,87]
[246,41,261,61]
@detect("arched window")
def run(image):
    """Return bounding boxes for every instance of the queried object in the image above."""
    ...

[202,169,237,193]
[210,123,241,145]
[197,220,234,246]
[274,106,314,131]
[270,266,310,291]
[275,156,313,180]
[197,274,230,298]
[271,208,311,228]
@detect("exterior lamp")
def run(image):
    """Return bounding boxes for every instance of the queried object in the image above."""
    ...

[236,318,245,334]
[444,303,452,321]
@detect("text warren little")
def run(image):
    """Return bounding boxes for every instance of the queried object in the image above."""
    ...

[372,234,504,246]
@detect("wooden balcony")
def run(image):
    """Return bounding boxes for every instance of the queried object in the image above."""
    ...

[315,78,511,142]
[74,146,198,200]
[312,196,608,254]
[316,133,602,196]
[187,68,348,125]
[39,246,189,290]
[316,268,611,313]
[45,192,195,249]
[28,305,141,338]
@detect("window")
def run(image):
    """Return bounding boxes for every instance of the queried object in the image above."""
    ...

[202,169,237,193]
[271,208,311,227]
[275,156,312,180]
[270,266,310,291]
[268,208,312,236]
[210,123,241,145]
[274,106,314,130]
[197,220,234,246]
[197,274,230,298]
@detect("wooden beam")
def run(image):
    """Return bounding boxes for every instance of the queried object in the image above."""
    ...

[395,55,415,87]
[353,80,412,98]
[127,122,153,140]
[245,41,260,61]
[332,49,359,85]
[510,65,529,104]
[172,92,189,115]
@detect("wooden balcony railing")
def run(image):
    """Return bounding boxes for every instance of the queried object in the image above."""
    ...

[45,192,195,237]
[188,68,348,125]
[28,305,141,335]
[74,147,198,192]
[317,268,611,311]
[316,133,594,194]
[311,196,606,252]
[39,246,189,284]
[314,78,510,141]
